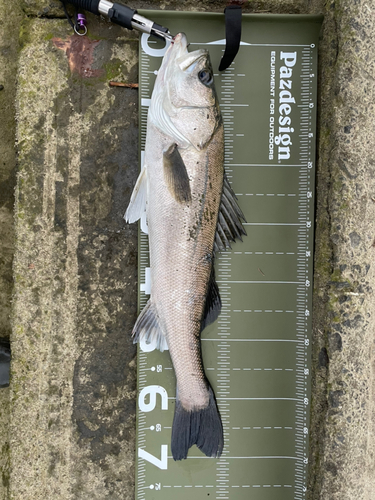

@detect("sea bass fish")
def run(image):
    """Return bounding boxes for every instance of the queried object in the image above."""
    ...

[126,33,246,460]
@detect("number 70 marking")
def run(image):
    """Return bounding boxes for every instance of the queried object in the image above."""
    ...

[139,445,168,470]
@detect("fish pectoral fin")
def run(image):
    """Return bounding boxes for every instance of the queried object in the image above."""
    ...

[125,167,148,224]
[201,263,221,331]
[214,173,247,252]
[132,300,168,352]
[163,144,192,204]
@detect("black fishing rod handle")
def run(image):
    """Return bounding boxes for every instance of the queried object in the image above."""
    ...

[64,0,101,14]
[64,0,137,30]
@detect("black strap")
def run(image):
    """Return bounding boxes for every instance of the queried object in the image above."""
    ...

[218,5,242,72]
[61,1,79,32]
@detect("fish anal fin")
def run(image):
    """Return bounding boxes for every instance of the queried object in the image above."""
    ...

[163,144,192,204]
[125,167,148,224]
[201,263,221,330]
[132,300,168,352]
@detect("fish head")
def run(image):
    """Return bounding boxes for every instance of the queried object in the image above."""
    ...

[167,33,217,109]
[149,33,222,150]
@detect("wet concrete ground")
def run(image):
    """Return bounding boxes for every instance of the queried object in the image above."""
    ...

[1,0,375,499]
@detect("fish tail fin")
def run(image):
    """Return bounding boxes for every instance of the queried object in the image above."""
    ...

[171,385,223,461]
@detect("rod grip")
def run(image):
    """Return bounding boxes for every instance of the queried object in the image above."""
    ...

[63,0,101,15]
[108,3,136,30]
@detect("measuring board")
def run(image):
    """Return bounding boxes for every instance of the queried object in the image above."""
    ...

[135,12,322,500]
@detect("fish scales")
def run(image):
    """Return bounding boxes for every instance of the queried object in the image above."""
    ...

[126,33,245,460]
[148,123,224,411]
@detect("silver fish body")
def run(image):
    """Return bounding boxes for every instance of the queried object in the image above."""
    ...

[126,33,245,460]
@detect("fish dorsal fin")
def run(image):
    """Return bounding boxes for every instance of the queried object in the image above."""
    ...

[214,174,247,252]
[132,300,168,352]
[125,167,148,224]
[201,263,221,331]
[163,144,192,204]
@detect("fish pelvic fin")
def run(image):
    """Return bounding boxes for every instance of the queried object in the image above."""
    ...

[125,167,148,225]
[163,144,192,204]
[171,385,223,461]
[214,173,247,252]
[132,300,168,352]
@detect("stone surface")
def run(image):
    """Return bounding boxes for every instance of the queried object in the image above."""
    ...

[21,0,66,17]
[0,1,23,342]
[11,15,138,500]
[0,1,24,499]
[0,388,10,500]
[1,1,375,499]
[22,0,322,16]
[309,1,375,499]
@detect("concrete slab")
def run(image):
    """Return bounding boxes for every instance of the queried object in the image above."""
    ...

[309,1,375,499]
[21,0,66,17]
[11,15,139,499]
[0,1,24,499]
[5,1,375,499]
[21,0,322,17]
[0,0,22,342]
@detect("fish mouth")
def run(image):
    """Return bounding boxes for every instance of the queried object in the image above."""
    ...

[155,32,208,91]
[161,32,188,68]
[172,32,189,51]
[165,33,208,72]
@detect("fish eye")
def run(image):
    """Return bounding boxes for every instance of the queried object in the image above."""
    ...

[198,69,213,86]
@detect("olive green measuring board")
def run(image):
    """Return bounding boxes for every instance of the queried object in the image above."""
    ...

[135,12,322,500]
